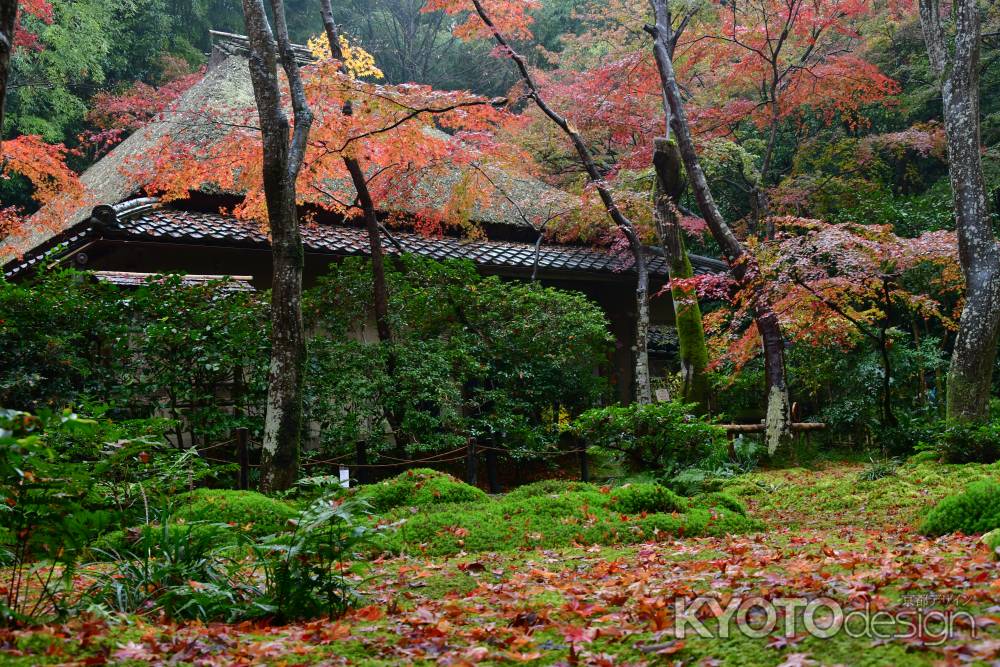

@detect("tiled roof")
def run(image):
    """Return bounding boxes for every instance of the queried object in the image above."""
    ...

[91,271,254,291]
[108,207,724,278]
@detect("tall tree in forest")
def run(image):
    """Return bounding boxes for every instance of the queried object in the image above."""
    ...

[433,0,655,404]
[647,0,791,451]
[318,0,392,344]
[0,0,16,138]
[919,0,1000,422]
[653,136,709,411]
[242,0,313,491]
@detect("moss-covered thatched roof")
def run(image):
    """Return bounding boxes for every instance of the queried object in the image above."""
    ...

[6,32,575,262]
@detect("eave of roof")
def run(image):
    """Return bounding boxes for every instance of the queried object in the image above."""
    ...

[3,199,728,280]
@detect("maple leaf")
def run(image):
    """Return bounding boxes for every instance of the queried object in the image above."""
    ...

[777,652,818,667]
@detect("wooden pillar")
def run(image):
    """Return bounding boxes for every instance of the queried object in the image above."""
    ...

[466,439,478,487]
[486,447,499,493]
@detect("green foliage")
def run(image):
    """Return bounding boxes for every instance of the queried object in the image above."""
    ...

[85,520,248,621]
[0,272,128,411]
[572,401,727,474]
[356,469,488,513]
[983,529,1000,559]
[919,481,1000,537]
[0,410,112,624]
[917,420,1000,464]
[690,492,747,516]
[0,270,269,450]
[86,481,378,623]
[251,484,378,621]
[305,257,612,462]
[607,483,687,514]
[171,489,297,537]
[856,457,901,482]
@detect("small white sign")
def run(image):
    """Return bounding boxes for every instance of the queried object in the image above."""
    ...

[339,466,351,488]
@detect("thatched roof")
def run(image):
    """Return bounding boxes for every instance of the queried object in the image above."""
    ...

[5,32,575,262]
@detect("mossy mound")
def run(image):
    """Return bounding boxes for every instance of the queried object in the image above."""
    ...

[919,480,1000,536]
[172,488,297,536]
[690,492,747,516]
[608,483,687,514]
[357,468,488,512]
[373,483,760,557]
[504,479,602,501]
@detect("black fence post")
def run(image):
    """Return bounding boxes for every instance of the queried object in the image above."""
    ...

[356,441,370,485]
[466,439,478,487]
[579,448,590,483]
[486,447,499,493]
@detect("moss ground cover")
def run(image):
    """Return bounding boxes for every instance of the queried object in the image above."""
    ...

[5,460,1000,666]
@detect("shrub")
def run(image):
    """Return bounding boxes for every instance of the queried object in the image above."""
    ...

[608,483,687,514]
[357,469,488,512]
[85,521,248,621]
[919,481,1000,536]
[917,420,1000,464]
[572,401,727,475]
[251,487,378,622]
[0,410,114,625]
[504,479,601,501]
[172,489,297,536]
[857,457,902,482]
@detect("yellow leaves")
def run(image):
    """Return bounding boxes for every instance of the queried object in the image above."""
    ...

[307,33,383,81]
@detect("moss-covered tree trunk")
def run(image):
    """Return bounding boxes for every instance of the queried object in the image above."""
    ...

[919,0,1000,422]
[652,137,709,411]
[243,0,313,491]
[647,0,792,453]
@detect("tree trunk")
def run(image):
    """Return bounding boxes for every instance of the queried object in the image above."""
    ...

[320,1,393,345]
[468,0,652,404]
[647,1,791,452]
[653,137,709,410]
[919,0,1000,422]
[243,0,313,491]
[0,0,16,144]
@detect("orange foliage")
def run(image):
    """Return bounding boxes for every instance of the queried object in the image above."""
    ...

[1,135,82,249]
[130,54,523,235]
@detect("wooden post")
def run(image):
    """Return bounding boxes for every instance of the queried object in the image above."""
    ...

[236,427,249,491]
[355,441,370,485]
[486,447,499,493]
[579,449,590,483]
[466,439,478,487]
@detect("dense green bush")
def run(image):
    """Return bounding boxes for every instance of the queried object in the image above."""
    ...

[572,401,727,474]
[608,483,687,514]
[86,521,246,621]
[356,469,488,512]
[305,256,613,463]
[0,270,269,449]
[919,481,1000,537]
[917,420,1000,464]
[172,489,297,536]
